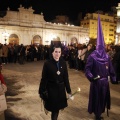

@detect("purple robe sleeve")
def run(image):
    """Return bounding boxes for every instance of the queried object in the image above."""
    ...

[85,55,94,82]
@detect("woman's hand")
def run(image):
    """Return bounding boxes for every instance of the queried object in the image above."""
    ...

[68,94,74,100]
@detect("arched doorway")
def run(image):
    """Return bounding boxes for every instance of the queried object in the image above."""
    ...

[32,35,42,45]
[51,36,61,45]
[9,34,19,45]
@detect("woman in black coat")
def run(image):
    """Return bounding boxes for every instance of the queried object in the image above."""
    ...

[39,44,72,120]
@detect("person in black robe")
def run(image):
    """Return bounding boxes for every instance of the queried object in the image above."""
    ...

[39,42,73,120]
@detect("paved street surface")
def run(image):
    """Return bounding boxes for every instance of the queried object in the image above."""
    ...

[1,60,120,120]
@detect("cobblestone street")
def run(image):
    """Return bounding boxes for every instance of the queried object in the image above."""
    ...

[1,61,120,120]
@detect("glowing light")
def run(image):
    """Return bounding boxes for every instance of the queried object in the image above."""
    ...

[2,32,9,44]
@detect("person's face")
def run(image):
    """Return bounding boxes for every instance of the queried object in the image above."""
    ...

[87,45,92,51]
[52,47,61,61]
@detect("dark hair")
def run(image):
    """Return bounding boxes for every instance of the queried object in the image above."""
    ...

[50,45,62,53]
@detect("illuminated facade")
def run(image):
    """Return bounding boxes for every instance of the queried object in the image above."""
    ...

[115,3,120,44]
[0,5,89,45]
[81,13,115,44]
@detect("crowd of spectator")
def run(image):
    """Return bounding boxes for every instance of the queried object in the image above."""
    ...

[0,43,50,64]
[0,42,120,83]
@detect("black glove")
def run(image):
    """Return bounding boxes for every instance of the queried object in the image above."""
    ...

[89,77,94,82]
[40,90,48,101]
[90,78,98,82]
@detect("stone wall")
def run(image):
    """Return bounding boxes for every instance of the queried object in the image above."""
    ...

[0,6,89,45]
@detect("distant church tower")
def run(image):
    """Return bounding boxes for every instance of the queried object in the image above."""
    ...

[115,3,120,44]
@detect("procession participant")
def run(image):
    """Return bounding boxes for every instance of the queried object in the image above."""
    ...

[85,15,116,120]
[39,41,73,120]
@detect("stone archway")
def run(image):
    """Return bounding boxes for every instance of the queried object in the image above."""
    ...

[9,34,19,45]
[51,36,61,46]
[32,35,42,45]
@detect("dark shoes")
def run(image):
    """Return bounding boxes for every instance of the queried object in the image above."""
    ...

[95,116,104,120]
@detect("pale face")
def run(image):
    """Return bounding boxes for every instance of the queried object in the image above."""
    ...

[52,47,61,61]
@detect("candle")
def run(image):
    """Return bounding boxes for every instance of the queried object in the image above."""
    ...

[94,75,100,80]
[72,87,81,95]
[67,87,81,100]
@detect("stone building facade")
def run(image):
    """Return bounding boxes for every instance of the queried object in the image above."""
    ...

[116,3,120,44]
[0,5,89,46]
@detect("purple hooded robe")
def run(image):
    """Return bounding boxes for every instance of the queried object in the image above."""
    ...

[85,15,116,117]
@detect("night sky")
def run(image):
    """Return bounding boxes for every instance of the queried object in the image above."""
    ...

[0,0,119,21]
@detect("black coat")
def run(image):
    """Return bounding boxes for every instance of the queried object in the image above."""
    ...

[39,58,71,111]
[112,50,120,82]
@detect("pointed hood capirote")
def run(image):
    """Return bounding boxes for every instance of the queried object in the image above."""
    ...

[92,15,108,61]
[96,15,105,51]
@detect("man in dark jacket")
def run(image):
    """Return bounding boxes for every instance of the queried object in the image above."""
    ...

[18,44,25,64]
[112,45,120,84]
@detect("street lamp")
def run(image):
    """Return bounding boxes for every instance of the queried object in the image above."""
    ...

[2,32,9,44]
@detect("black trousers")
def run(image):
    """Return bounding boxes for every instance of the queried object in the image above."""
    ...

[51,110,59,120]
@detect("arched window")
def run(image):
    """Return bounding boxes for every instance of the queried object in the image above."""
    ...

[32,35,42,45]
[9,34,19,45]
